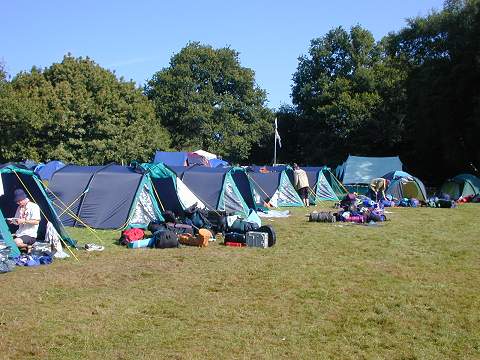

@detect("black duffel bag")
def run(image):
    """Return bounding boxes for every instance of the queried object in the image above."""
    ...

[153,230,180,249]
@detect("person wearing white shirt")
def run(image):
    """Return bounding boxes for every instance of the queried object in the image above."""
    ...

[7,189,41,253]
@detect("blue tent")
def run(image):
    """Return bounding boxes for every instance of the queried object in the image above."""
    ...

[170,166,255,215]
[153,151,188,166]
[35,161,66,182]
[209,158,229,168]
[303,166,347,202]
[48,164,164,229]
[247,167,303,207]
[0,164,76,255]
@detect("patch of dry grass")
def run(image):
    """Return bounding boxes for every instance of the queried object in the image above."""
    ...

[0,204,479,359]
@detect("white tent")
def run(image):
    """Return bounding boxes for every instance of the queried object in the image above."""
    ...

[193,150,217,160]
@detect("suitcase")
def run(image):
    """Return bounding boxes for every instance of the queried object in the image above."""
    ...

[245,231,269,248]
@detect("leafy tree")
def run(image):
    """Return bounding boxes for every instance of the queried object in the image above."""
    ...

[145,42,274,163]
[385,0,480,182]
[291,26,406,166]
[0,55,170,164]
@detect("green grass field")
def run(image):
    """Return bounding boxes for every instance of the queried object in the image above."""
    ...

[1,204,479,359]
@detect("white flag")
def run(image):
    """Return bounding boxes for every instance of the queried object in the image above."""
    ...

[275,118,282,148]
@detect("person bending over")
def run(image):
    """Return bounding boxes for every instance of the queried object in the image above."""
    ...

[8,189,41,253]
[369,178,390,201]
[293,163,310,206]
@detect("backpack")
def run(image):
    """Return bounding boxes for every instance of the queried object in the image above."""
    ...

[184,204,212,229]
[153,230,179,249]
[165,223,194,236]
[229,219,259,233]
[119,228,145,245]
[206,210,227,234]
[161,210,177,223]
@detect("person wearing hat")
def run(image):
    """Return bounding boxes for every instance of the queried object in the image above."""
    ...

[7,189,41,252]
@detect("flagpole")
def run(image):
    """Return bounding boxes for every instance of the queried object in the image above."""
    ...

[273,118,277,166]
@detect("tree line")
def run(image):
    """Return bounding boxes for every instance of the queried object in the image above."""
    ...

[1,0,478,184]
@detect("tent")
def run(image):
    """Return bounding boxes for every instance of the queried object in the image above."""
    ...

[383,170,428,202]
[193,150,217,160]
[48,164,164,229]
[337,155,403,184]
[304,167,347,203]
[247,167,303,207]
[153,151,188,166]
[138,163,205,216]
[440,174,480,200]
[0,208,20,257]
[209,158,229,168]
[170,166,255,215]
[34,160,66,182]
[0,164,76,256]
[152,151,212,167]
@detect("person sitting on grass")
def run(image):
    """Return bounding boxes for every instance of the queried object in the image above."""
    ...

[7,189,41,253]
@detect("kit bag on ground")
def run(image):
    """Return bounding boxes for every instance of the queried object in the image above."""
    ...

[206,210,227,234]
[148,221,166,234]
[178,228,211,247]
[224,232,246,244]
[257,225,276,247]
[309,211,336,223]
[153,230,179,249]
[165,222,194,235]
[184,204,212,229]
[119,228,145,245]
[340,193,356,207]
[228,219,259,233]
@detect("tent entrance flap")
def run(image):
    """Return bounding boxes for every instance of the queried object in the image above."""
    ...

[129,182,159,227]
[221,174,249,214]
[277,172,303,207]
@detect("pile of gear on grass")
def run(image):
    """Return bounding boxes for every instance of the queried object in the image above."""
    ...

[118,204,276,250]
[309,192,389,225]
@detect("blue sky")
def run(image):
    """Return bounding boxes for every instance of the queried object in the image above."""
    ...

[2,0,444,109]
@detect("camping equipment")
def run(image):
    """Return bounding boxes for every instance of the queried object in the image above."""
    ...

[257,225,276,247]
[309,211,336,223]
[224,232,246,244]
[245,231,269,248]
[153,230,179,249]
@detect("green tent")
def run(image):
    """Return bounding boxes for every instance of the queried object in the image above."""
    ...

[440,174,480,200]
[0,164,76,256]
[138,162,206,216]
[304,166,348,203]
[0,208,20,257]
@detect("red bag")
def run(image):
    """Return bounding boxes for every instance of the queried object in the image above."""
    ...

[119,228,145,245]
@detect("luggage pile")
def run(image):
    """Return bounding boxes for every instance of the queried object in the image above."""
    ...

[311,193,388,224]
[118,204,276,249]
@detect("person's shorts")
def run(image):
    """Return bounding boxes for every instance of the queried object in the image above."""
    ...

[15,235,36,245]
[299,187,309,198]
